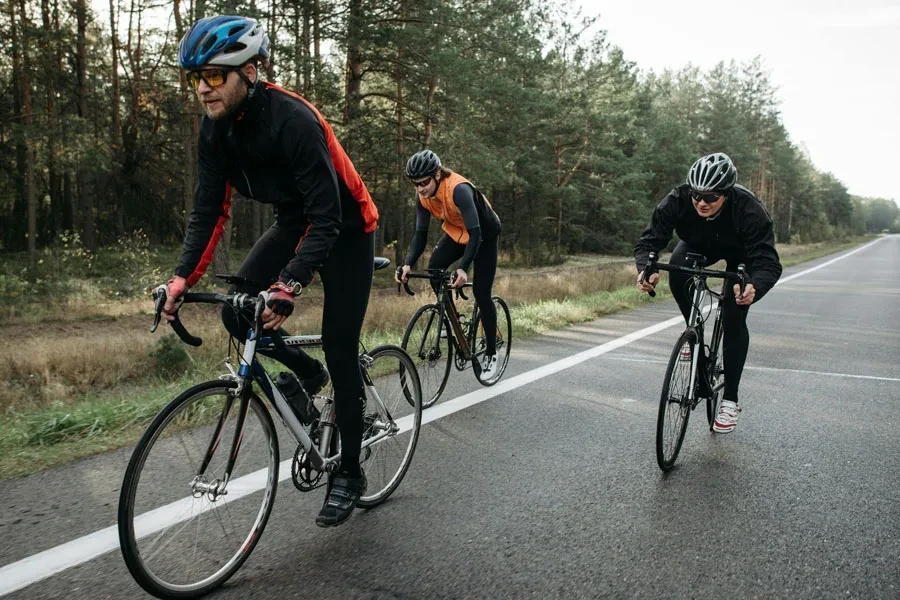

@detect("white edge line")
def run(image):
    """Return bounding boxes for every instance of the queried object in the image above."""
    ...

[0,239,885,597]
[608,356,900,382]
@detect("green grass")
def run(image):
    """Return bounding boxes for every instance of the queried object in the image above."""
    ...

[0,237,870,479]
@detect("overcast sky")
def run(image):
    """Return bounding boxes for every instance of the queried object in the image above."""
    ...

[578,0,899,200]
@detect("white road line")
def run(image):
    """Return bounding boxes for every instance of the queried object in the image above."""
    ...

[607,355,900,382]
[0,240,885,597]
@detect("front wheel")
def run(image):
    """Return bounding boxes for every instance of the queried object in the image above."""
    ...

[118,380,278,599]
[656,329,698,471]
[401,303,452,408]
[473,296,512,386]
[357,345,423,508]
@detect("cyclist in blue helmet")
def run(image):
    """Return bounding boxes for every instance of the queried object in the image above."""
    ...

[163,15,380,527]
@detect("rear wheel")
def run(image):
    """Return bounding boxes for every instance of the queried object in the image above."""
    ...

[401,304,451,408]
[357,345,423,507]
[656,329,698,471]
[118,380,278,599]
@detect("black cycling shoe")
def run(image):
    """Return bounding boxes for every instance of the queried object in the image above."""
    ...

[316,470,366,528]
[301,360,330,396]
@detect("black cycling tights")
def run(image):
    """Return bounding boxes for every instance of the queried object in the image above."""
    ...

[668,241,750,402]
[428,235,499,355]
[222,223,374,475]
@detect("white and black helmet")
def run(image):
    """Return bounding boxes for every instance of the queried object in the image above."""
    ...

[686,153,737,192]
[406,150,441,179]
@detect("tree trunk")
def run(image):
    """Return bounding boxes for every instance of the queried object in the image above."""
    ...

[343,0,362,126]
[63,172,74,231]
[109,0,125,236]
[423,74,438,147]
[173,1,196,228]
[42,0,62,241]
[313,0,321,99]
[302,0,311,94]
[16,0,38,271]
[75,0,95,251]
[265,0,277,81]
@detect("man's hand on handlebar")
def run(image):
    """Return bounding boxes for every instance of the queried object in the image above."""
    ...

[734,282,756,306]
[637,271,659,294]
[162,276,187,322]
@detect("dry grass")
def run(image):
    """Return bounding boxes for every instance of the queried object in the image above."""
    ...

[0,239,861,414]
[0,260,633,412]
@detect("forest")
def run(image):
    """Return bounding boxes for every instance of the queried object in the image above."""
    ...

[2,0,897,278]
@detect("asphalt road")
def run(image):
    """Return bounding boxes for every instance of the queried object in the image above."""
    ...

[1,236,898,600]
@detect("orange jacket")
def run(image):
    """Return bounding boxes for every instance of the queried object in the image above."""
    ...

[418,172,495,244]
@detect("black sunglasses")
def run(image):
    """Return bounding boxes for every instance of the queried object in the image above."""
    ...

[410,177,433,188]
[691,191,722,204]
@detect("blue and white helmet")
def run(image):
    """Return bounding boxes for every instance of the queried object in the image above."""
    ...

[178,16,270,69]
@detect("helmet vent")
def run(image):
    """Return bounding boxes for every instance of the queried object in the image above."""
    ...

[223,42,247,55]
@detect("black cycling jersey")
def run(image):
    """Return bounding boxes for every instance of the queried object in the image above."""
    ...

[171,81,378,478]
[634,183,783,300]
[175,82,378,288]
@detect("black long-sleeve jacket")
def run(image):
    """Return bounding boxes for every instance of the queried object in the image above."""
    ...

[175,82,378,287]
[634,184,783,299]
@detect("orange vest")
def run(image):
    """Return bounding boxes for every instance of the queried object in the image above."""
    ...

[418,172,494,244]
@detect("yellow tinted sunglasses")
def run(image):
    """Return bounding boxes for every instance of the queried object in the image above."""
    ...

[185,68,232,89]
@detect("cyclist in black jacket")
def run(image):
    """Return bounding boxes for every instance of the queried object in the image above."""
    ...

[162,16,379,527]
[635,153,782,433]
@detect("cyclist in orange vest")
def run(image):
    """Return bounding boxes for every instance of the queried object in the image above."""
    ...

[396,150,503,377]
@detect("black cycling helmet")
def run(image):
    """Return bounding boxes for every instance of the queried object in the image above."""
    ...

[686,152,737,192]
[406,150,441,179]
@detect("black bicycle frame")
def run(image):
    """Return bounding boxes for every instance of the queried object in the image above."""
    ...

[642,251,746,404]
[402,269,481,368]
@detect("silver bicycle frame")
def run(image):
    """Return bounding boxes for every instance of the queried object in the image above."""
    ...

[684,276,727,403]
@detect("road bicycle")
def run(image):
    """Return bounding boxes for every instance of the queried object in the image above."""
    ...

[398,268,511,407]
[118,258,422,599]
[640,251,746,471]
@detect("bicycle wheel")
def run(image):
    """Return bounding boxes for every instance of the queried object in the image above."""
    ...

[473,296,512,386]
[357,344,423,507]
[706,323,725,428]
[401,303,452,408]
[656,329,698,471]
[118,380,278,599]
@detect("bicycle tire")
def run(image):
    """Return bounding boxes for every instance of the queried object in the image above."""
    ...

[118,380,278,599]
[473,296,512,386]
[357,344,423,507]
[706,323,725,428]
[401,303,452,408]
[656,329,698,471]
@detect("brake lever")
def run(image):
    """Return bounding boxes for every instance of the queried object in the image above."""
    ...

[642,252,659,298]
[736,264,747,299]
[150,285,167,333]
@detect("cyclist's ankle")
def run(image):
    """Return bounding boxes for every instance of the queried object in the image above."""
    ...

[340,460,362,479]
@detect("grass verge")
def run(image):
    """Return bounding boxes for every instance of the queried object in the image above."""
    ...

[0,238,870,479]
